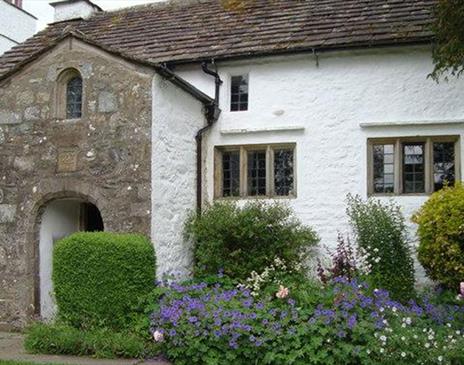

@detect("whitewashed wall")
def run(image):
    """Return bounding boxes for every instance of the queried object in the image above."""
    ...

[0,1,36,55]
[151,74,205,278]
[175,46,464,263]
[39,200,81,320]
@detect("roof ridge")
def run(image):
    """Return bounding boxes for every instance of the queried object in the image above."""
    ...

[92,0,212,16]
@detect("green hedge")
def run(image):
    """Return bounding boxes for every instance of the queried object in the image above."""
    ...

[413,183,464,288]
[53,232,155,329]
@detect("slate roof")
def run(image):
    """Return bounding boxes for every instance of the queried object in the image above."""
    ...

[0,0,436,79]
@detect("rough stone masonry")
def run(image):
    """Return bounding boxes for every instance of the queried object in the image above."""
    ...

[0,39,153,330]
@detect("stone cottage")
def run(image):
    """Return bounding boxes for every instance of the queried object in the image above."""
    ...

[0,0,463,329]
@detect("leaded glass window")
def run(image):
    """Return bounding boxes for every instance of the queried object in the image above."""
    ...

[433,142,455,191]
[230,75,248,112]
[66,76,82,119]
[373,144,394,193]
[247,150,266,196]
[216,144,296,198]
[222,151,240,197]
[403,143,425,193]
[274,149,294,196]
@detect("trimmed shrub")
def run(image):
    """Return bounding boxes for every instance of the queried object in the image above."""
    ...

[24,322,159,359]
[53,232,155,329]
[185,201,319,280]
[413,183,464,289]
[346,195,415,301]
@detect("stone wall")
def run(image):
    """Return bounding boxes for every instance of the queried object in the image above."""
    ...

[0,39,153,329]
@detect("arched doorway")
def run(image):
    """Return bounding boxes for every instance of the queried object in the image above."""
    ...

[38,198,103,320]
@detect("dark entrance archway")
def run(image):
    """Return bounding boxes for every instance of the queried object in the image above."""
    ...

[36,198,103,319]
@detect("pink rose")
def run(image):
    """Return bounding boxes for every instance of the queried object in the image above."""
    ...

[153,330,164,342]
[276,285,289,299]
[460,282,464,296]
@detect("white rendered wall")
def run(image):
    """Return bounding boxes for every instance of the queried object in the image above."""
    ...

[39,200,80,320]
[151,74,205,278]
[52,1,98,22]
[0,1,36,55]
[174,46,464,269]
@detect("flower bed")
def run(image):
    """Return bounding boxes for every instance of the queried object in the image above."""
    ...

[150,276,464,365]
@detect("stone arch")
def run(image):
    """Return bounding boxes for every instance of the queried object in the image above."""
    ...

[24,183,108,319]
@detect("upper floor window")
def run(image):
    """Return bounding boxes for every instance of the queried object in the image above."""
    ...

[55,68,83,120]
[215,144,295,198]
[66,76,83,119]
[368,136,459,195]
[230,75,248,112]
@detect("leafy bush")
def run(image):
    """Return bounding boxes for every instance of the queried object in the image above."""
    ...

[149,275,464,365]
[53,232,155,329]
[24,322,159,359]
[346,195,415,301]
[186,201,318,279]
[413,183,464,289]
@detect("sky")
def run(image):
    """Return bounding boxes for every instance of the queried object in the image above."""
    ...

[23,0,163,31]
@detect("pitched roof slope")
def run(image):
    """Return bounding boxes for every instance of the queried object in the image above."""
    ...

[0,0,436,78]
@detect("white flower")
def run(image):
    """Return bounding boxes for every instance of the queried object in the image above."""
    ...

[425,343,430,348]
[438,356,443,362]
[401,352,406,358]
[153,330,164,342]
[405,317,412,325]
[380,335,387,342]
[401,336,406,341]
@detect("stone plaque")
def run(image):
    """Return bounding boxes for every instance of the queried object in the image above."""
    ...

[57,149,78,173]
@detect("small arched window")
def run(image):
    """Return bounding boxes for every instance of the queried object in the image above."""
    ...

[55,68,83,120]
[66,76,83,119]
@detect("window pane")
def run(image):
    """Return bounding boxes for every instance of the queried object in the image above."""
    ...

[222,151,240,197]
[230,75,248,112]
[66,76,82,119]
[373,144,395,193]
[403,143,425,193]
[433,142,455,191]
[274,149,294,196]
[247,150,266,196]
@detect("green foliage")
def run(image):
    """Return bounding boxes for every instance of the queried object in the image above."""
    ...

[346,195,415,301]
[150,275,464,365]
[413,183,464,288]
[24,322,159,359]
[0,362,75,365]
[53,232,155,330]
[186,201,319,280]
[430,0,464,81]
